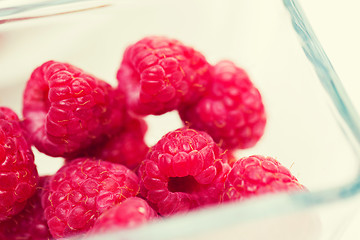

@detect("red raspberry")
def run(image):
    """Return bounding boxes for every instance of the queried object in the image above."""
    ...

[88,116,149,170]
[223,155,305,202]
[42,157,139,238]
[179,60,266,150]
[138,127,230,216]
[116,36,211,116]
[89,197,157,234]
[22,61,126,158]
[224,150,237,166]
[0,176,51,240]
[0,107,38,221]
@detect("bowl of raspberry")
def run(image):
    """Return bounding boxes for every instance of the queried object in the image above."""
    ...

[1,0,360,239]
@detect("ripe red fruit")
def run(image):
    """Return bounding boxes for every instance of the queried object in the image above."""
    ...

[179,60,266,150]
[0,107,38,221]
[138,127,230,216]
[223,155,305,202]
[0,176,51,240]
[117,36,211,116]
[88,116,149,170]
[22,61,126,158]
[42,158,139,238]
[90,197,158,234]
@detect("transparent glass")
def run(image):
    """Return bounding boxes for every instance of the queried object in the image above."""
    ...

[1,0,360,239]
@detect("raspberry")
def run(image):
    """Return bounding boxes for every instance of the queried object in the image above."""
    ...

[89,197,157,234]
[116,36,211,115]
[86,116,149,170]
[179,60,266,150]
[42,157,139,238]
[223,155,305,202]
[0,107,38,221]
[224,150,237,166]
[138,127,230,216]
[0,176,51,240]
[22,61,126,158]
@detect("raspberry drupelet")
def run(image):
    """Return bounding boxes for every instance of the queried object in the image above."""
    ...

[223,155,306,202]
[138,127,230,216]
[89,197,158,234]
[22,61,126,158]
[42,157,139,238]
[0,107,38,221]
[179,60,266,150]
[86,116,149,170]
[116,36,211,116]
[0,176,51,240]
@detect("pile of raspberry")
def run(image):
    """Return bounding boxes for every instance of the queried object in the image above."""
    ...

[0,36,306,239]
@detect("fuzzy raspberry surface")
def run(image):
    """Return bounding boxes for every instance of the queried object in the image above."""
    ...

[90,197,157,234]
[22,61,126,158]
[224,150,237,166]
[223,155,305,202]
[138,127,230,216]
[0,107,38,221]
[116,36,211,116]
[179,60,266,150]
[88,116,149,170]
[0,176,51,240]
[42,157,139,238]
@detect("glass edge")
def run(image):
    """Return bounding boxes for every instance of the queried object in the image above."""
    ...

[81,187,360,240]
[0,0,113,24]
[80,192,317,240]
[282,0,360,200]
[282,0,360,151]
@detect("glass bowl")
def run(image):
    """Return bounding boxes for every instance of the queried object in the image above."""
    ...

[1,0,360,239]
